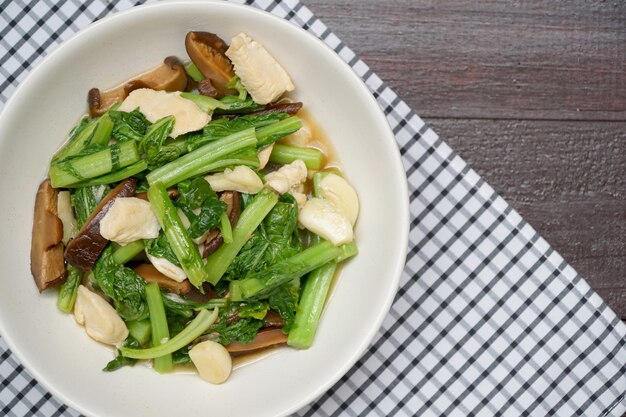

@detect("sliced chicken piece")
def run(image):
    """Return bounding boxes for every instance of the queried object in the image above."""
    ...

[225,32,294,105]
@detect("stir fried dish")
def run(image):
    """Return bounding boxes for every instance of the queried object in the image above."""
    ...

[30,31,359,384]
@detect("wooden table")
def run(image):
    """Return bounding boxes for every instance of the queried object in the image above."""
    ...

[306,0,626,324]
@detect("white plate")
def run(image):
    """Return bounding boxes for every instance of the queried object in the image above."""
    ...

[0,2,409,416]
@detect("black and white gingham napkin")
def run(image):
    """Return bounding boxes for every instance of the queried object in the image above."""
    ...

[1,1,625,416]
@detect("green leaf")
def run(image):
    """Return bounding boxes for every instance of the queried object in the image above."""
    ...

[176,177,227,239]
[213,95,264,114]
[187,197,227,239]
[211,305,264,346]
[268,279,299,333]
[177,177,215,209]
[145,232,181,267]
[238,301,269,320]
[70,184,111,228]
[93,246,149,321]
[103,336,140,372]
[139,115,175,168]
[109,109,151,142]
[226,193,301,279]
[226,75,248,100]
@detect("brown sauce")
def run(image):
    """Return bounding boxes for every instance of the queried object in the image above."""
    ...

[297,108,342,172]
[231,344,286,369]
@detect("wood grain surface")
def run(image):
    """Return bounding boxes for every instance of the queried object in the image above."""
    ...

[304,0,626,322]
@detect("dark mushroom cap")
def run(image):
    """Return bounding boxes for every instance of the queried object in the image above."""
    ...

[185,31,236,97]
[64,178,137,270]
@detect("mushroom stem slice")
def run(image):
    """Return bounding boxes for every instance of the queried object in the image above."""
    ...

[88,56,188,117]
[31,179,67,292]
[202,191,241,258]
[133,263,191,295]
[226,328,288,353]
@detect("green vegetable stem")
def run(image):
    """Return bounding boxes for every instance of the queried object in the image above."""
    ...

[121,308,218,360]
[235,240,357,301]
[255,116,302,149]
[112,240,146,265]
[147,182,207,288]
[269,143,324,170]
[53,113,114,163]
[71,160,148,188]
[56,265,83,313]
[49,140,140,188]
[204,188,279,285]
[145,282,172,373]
[146,128,257,188]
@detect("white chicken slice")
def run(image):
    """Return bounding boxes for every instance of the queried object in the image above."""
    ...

[74,285,129,346]
[99,197,161,245]
[298,198,353,246]
[146,253,187,283]
[264,159,307,195]
[317,173,359,226]
[118,88,209,138]
[204,166,263,194]
[225,33,295,105]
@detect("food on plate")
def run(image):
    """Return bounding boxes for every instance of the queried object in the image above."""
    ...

[30,30,359,384]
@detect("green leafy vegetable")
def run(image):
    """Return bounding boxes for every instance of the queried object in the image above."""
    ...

[139,115,178,168]
[146,282,172,373]
[49,140,141,188]
[146,128,258,188]
[161,293,227,319]
[103,336,141,372]
[226,75,248,100]
[145,232,181,267]
[120,308,219,359]
[70,184,111,228]
[56,265,83,313]
[235,240,355,300]
[175,176,228,239]
[172,349,193,366]
[147,182,207,287]
[268,279,299,333]
[237,301,269,320]
[184,61,204,82]
[211,305,264,346]
[255,116,302,149]
[109,109,151,142]
[112,240,145,265]
[176,177,214,209]
[269,143,324,170]
[66,117,90,144]
[71,160,148,188]
[93,246,149,321]
[126,319,152,345]
[213,95,264,114]
[187,113,288,152]
[53,113,114,163]
[226,193,301,280]
[204,188,279,285]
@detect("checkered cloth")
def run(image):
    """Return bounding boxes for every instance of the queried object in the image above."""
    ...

[1,1,625,416]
